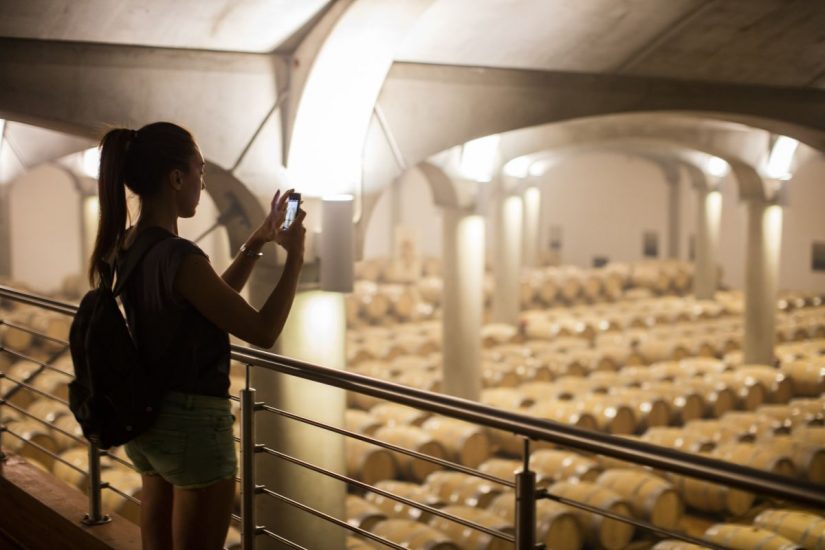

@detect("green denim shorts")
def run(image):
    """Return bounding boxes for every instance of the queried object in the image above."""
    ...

[124,391,237,489]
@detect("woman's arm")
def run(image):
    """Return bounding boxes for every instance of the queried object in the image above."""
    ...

[176,199,306,348]
[220,189,292,293]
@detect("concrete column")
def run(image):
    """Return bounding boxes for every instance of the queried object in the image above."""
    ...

[743,198,783,365]
[693,188,722,299]
[248,267,346,550]
[441,209,484,401]
[0,185,11,277]
[666,173,681,259]
[492,195,522,324]
[522,187,541,268]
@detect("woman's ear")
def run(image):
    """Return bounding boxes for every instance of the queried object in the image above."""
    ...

[169,169,183,191]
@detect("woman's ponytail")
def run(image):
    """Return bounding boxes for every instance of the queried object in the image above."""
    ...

[87,128,133,285]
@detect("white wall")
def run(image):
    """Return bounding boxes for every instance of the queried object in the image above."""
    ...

[9,164,83,293]
[534,152,669,268]
[779,154,825,293]
[364,167,443,259]
[6,163,231,294]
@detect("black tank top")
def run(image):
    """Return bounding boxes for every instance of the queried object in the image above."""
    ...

[117,228,231,398]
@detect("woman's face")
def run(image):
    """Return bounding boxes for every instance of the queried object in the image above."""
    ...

[176,147,205,218]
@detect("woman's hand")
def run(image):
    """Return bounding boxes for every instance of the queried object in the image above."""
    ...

[251,188,293,244]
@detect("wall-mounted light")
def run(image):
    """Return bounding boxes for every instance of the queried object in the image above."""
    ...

[81,147,100,179]
[319,194,354,293]
[460,135,500,182]
[503,156,531,179]
[764,136,799,181]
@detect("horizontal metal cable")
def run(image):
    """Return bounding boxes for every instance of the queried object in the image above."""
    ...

[0,286,77,316]
[0,373,70,406]
[3,401,85,446]
[259,402,514,489]
[231,513,241,524]
[260,487,406,550]
[2,287,823,509]
[0,319,70,347]
[231,347,825,509]
[0,347,74,378]
[260,528,309,550]
[2,428,86,476]
[229,395,240,402]
[100,449,137,471]
[540,490,727,550]
[259,445,513,543]
[103,482,140,506]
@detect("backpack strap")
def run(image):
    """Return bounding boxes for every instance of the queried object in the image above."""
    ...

[111,227,174,296]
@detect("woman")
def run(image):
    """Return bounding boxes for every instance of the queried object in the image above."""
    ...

[89,121,305,549]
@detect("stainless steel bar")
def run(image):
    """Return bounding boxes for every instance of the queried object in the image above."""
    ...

[0,391,5,461]
[3,400,85,446]
[83,445,111,526]
[259,445,515,543]
[515,439,537,550]
[0,347,75,379]
[231,513,241,524]
[0,286,77,316]
[260,487,408,550]
[1,288,824,509]
[231,347,825,509]
[240,385,257,550]
[100,449,138,470]
[103,483,140,505]
[259,402,514,489]
[0,373,70,406]
[0,319,70,346]
[538,490,728,550]
[1,428,85,475]
[260,528,309,550]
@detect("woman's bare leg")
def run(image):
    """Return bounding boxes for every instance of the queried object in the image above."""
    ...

[140,474,174,550]
[172,477,235,550]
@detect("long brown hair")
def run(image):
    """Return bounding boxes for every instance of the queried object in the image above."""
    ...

[88,122,196,285]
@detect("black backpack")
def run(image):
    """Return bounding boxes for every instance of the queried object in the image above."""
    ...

[68,228,172,449]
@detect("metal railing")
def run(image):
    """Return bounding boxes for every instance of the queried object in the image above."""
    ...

[1,284,824,550]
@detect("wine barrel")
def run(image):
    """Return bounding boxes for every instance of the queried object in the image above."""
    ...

[547,481,634,550]
[758,435,825,483]
[346,439,397,485]
[735,365,794,404]
[577,395,636,435]
[370,519,460,550]
[753,509,825,549]
[345,409,384,436]
[529,449,602,484]
[429,505,514,550]
[757,404,819,430]
[668,467,754,517]
[596,469,682,529]
[366,480,444,523]
[712,372,767,411]
[52,414,84,451]
[608,387,672,430]
[641,427,715,454]
[677,378,737,419]
[346,495,387,531]
[528,401,599,432]
[641,382,705,424]
[346,536,375,550]
[651,540,709,550]
[421,417,491,468]
[712,442,796,477]
[704,524,802,550]
[373,425,447,482]
[488,492,582,550]
[27,398,71,424]
[481,323,520,348]
[481,388,534,410]
[53,447,96,490]
[780,360,825,397]
[424,470,505,509]
[30,370,71,402]
[369,403,431,427]
[683,419,752,446]
[720,412,783,440]
[477,459,521,484]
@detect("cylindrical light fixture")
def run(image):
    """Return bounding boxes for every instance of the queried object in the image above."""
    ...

[320,194,354,292]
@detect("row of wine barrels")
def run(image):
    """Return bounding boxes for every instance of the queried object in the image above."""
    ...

[754,509,825,549]
[704,524,802,550]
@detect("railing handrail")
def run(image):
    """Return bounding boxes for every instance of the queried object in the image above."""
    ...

[3,284,825,510]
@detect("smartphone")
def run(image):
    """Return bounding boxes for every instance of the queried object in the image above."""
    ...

[281,193,301,230]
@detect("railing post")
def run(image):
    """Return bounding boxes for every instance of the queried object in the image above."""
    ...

[515,438,540,550]
[0,386,7,462]
[82,445,111,525]
[241,365,257,549]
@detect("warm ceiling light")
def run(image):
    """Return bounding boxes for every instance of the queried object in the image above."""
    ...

[460,134,500,182]
[765,136,799,180]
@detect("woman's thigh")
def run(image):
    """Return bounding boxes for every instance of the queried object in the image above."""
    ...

[172,477,236,550]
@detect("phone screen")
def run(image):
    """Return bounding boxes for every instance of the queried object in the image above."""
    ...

[281,194,300,230]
